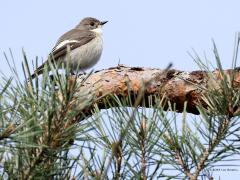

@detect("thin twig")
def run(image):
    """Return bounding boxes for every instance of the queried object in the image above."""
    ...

[24,148,44,180]
[191,118,230,180]
[100,63,172,179]
[164,132,193,179]
[140,118,147,180]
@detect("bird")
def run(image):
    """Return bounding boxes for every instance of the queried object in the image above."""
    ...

[30,17,108,79]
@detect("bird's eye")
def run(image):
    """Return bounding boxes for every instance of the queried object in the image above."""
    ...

[90,22,95,26]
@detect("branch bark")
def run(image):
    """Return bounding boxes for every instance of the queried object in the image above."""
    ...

[75,65,240,120]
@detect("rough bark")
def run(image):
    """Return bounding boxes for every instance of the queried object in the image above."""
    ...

[75,64,240,119]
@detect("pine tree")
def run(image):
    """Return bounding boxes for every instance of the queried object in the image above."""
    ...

[0,35,240,180]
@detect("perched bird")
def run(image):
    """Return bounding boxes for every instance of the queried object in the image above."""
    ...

[31,17,107,79]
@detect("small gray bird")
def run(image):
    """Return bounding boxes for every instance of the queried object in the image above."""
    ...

[31,17,107,78]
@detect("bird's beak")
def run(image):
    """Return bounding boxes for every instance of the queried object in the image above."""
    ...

[100,21,108,25]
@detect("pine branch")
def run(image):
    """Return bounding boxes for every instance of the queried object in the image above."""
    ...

[74,65,240,121]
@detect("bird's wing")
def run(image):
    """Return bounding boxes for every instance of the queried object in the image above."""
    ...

[31,29,96,79]
[51,29,96,59]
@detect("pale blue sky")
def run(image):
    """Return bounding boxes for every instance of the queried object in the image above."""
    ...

[1,0,240,179]
[1,0,240,74]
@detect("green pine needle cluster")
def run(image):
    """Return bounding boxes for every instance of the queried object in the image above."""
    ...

[0,34,240,179]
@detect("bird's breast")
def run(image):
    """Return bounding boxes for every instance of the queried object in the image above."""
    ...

[67,36,103,71]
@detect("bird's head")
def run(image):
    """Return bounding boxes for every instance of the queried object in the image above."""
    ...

[76,17,108,34]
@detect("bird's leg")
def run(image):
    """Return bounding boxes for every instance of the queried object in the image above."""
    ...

[70,70,75,76]
[77,71,87,77]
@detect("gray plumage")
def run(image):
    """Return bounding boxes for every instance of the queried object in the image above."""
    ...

[31,17,107,79]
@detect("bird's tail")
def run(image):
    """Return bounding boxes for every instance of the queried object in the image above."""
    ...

[30,64,45,79]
